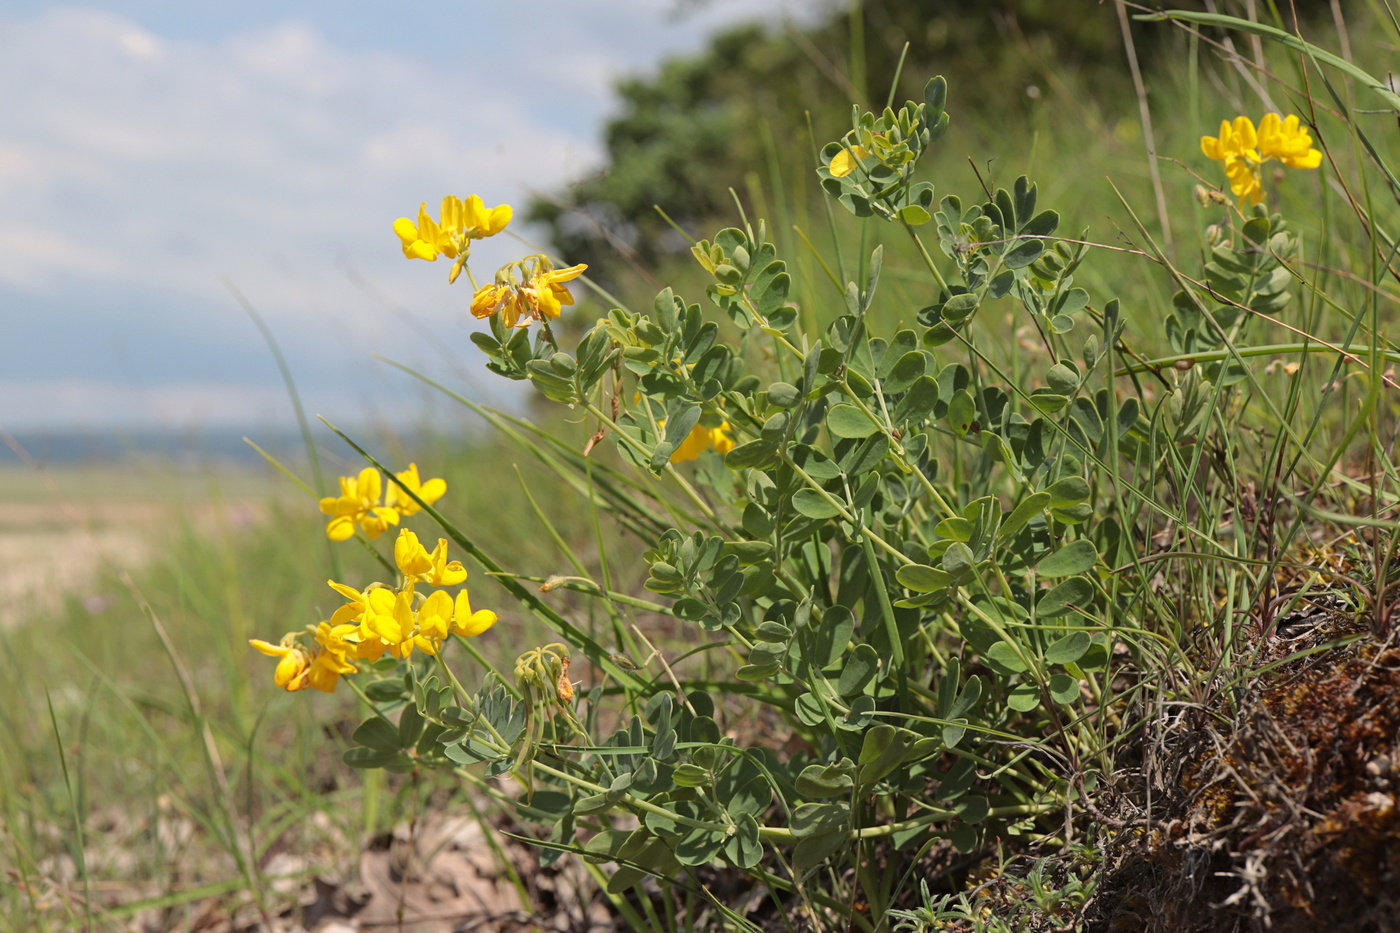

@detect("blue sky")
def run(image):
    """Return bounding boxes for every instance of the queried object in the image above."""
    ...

[0,1,819,430]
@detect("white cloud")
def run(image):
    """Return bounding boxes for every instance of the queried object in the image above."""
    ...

[0,1,817,430]
[0,6,594,321]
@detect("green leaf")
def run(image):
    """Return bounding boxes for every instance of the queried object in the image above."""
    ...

[947,389,976,435]
[884,351,927,393]
[934,517,974,541]
[353,718,402,752]
[1046,476,1090,508]
[795,760,855,799]
[955,795,990,824]
[724,439,779,470]
[835,432,890,475]
[1045,631,1092,666]
[893,375,939,423]
[898,204,932,225]
[1037,539,1097,577]
[794,692,826,727]
[791,488,842,520]
[1007,683,1041,712]
[1051,502,1094,525]
[793,829,848,871]
[896,563,954,593]
[343,747,411,770]
[986,641,1028,674]
[839,695,876,731]
[723,813,762,869]
[792,802,850,838]
[397,704,425,747]
[948,822,978,853]
[768,381,801,408]
[672,764,711,787]
[1049,672,1081,705]
[838,644,880,697]
[827,404,879,439]
[858,725,919,784]
[999,492,1050,539]
[1037,577,1093,618]
[676,825,725,866]
[1029,390,1069,414]
[752,262,791,316]
[942,541,975,579]
[583,828,635,863]
[1046,362,1079,394]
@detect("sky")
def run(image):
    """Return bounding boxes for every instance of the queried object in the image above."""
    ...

[0,0,822,432]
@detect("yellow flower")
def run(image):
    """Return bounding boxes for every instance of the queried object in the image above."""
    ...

[363,586,414,650]
[1201,114,1319,205]
[394,195,513,282]
[249,637,312,691]
[1256,113,1322,169]
[305,651,357,692]
[471,255,587,328]
[394,529,467,587]
[249,626,358,693]
[393,202,447,262]
[453,589,498,638]
[828,144,870,177]
[442,194,512,241]
[328,580,392,662]
[318,467,400,542]
[670,421,737,463]
[418,590,456,642]
[384,463,446,517]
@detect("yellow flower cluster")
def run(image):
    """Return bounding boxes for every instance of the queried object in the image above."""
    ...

[394,195,513,283]
[318,464,446,542]
[470,254,588,329]
[1201,113,1322,205]
[671,421,737,462]
[249,528,497,693]
[394,196,587,330]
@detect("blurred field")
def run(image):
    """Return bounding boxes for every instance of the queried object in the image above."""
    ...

[0,464,277,630]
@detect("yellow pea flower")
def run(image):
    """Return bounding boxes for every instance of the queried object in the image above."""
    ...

[394,528,435,578]
[421,538,467,587]
[520,263,588,321]
[453,589,498,638]
[829,144,870,177]
[1255,113,1322,169]
[417,590,455,642]
[393,529,467,587]
[471,255,587,329]
[312,620,361,663]
[318,467,400,541]
[305,650,357,693]
[364,586,413,648]
[250,626,359,693]
[384,462,446,517]
[393,203,446,261]
[249,636,313,691]
[670,421,737,463]
[1202,114,1320,205]
[441,194,512,241]
[394,195,512,283]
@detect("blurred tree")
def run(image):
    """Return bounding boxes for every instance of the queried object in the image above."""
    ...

[528,0,1331,286]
